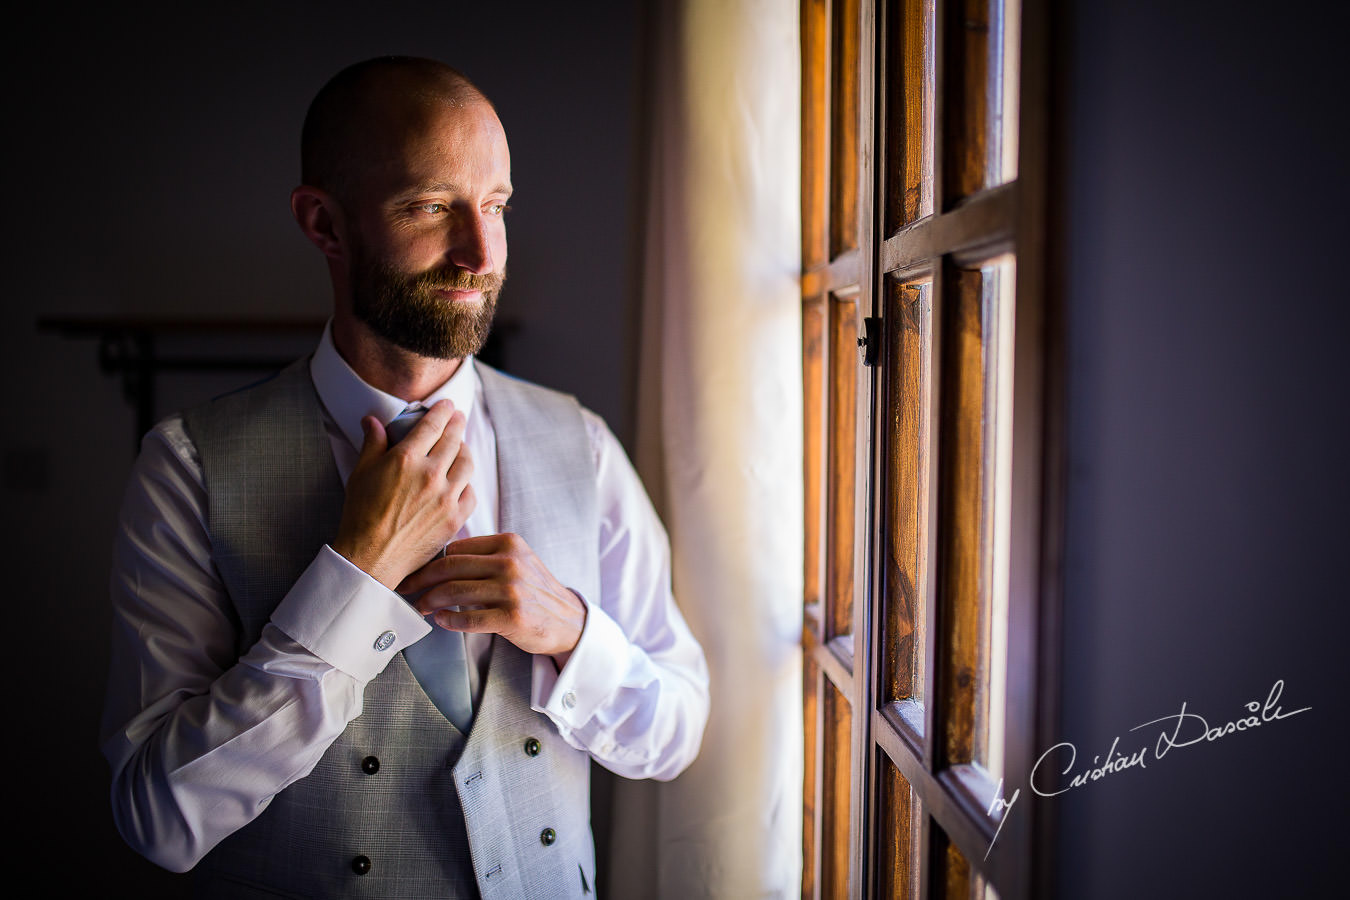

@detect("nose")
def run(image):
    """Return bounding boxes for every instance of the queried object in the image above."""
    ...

[448,209,494,275]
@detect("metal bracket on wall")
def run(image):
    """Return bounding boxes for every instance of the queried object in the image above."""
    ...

[38,317,324,450]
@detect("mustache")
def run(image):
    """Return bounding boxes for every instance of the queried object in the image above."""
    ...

[410,266,505,293]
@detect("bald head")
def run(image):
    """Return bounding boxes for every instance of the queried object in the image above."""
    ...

[301,56,493,201]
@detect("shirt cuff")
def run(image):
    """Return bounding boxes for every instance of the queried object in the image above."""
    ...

[531,594,630,726]
[270,545,432,682]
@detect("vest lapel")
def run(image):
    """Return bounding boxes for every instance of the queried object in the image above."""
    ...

[477,362,600,601]
[184,358,346,651]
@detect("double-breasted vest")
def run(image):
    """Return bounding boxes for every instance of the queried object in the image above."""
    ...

[181,359,600,899]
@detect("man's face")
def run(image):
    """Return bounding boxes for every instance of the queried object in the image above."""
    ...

[344,98,512,360]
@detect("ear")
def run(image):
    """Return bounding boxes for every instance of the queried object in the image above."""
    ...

[291,185,348,260]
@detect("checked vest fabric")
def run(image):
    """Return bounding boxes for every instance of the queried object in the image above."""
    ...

[182,358,600,899]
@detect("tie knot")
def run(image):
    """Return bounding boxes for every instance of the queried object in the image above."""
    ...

[385,406,427,446]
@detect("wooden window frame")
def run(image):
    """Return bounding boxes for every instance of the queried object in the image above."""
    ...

[801,0,1062,897]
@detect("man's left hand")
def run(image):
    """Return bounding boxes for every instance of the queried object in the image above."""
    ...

[399,533,587,660]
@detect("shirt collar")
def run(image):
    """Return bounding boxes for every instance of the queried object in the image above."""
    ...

[309,320,480,451]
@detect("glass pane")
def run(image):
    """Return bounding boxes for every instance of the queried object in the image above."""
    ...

[803,652,821,899]
[802,0,829,270]
[974,255,1015,782]
[878,752,918,899]
[930,822,1001,900]
[999,0,1021,182]
[937,256,1013,777]
[883,278,934,708]
[830,0,861,256]
[804,297,827,624]
[885,0,935,231]
[945,0,1016,202]
[828,294,859,639]
[931,821,970,900]
[822,680,853,899]
[936,263,986,766]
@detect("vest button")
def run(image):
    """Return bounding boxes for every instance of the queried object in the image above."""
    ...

[540,827,557,846]
[361,755,380,775]
[351,855,372,875]
[523,737,541,757]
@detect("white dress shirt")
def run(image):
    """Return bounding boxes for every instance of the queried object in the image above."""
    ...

[101,325,709,873]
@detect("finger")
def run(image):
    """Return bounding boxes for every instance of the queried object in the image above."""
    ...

[433,605,510,634]
[395,553,450,594]
[457,482,477,522]
[411,567,503,612]
[414,574,531,616]
[442,533,513,556]
[430,412,469,468]
[355,416,388,464]
[395,539,492,594]
[398,399,456,455]
[445,444,474,490]
[403,555,506,598]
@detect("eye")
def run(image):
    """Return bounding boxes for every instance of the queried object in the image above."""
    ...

[487,203,512,216]
[417,202,448,215]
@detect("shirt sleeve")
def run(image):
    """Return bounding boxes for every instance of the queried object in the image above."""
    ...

[99,417,431,873]
[529,410,710,781]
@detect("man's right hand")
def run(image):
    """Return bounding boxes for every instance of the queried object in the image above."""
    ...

[330,399,476,589]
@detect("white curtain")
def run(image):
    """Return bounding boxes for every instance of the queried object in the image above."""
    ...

[607,0,803,896]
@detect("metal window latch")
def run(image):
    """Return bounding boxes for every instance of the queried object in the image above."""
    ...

[857,317,882,367]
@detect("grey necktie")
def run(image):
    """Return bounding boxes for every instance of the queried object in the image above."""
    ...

[385,406,476,733]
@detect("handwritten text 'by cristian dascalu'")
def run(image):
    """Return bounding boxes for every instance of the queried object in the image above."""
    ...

[982,679,1310,859]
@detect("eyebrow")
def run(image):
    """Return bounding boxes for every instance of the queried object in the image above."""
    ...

[393,180,514,202]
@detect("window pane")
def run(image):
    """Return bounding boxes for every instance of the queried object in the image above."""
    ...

[975,256,1015,782]
[828,294,859,640]
[935,256,1013,778]
[804,297,827,627]
[931,821,971,900]
[885,0,935,231]
[945,0,1016,202]
[803,652,821,899]
[883,278,934,709]
[830,0,861,256]
[998,0,1021,182]
[802,0,829,270]
[822,680,853,899]
[930,821,1002,900]
[877,752,919,899]
[936,263,987,766]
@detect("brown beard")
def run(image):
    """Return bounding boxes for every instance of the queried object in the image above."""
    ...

[351,256,503,360]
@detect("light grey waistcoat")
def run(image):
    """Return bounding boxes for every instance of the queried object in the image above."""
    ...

[181,358,600,899]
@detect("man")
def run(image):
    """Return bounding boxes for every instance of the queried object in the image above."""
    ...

[101,56,709,899]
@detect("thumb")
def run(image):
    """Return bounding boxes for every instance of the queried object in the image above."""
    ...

[357,415,388,462]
